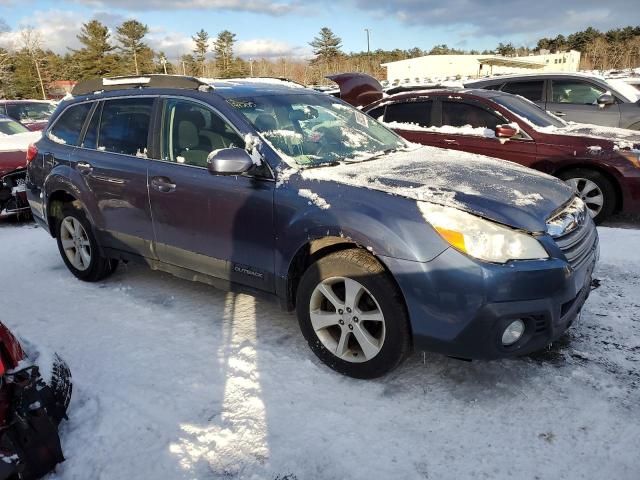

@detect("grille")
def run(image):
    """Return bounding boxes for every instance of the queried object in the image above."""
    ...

[548,199,598,269]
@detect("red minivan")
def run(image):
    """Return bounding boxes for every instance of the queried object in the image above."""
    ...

[332,74,640,223]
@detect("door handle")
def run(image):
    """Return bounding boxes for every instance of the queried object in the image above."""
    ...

[151,176,177,193]
[443,139,459,145]
[76,161,93,175]
[551,111,566,117]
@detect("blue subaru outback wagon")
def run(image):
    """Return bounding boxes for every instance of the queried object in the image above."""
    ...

[26,75,599,378]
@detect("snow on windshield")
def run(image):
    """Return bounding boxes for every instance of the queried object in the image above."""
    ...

[607,78,640,102]
[227,94,406,167]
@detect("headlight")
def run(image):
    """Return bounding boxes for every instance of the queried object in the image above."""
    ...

[619,150,640,169]
[418,203,549,263]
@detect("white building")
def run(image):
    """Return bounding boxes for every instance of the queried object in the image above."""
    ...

[382,50,581,84]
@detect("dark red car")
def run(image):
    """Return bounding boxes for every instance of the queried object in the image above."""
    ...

[0,100,56,132]
[333,74,640,223]
[0,115,41,218]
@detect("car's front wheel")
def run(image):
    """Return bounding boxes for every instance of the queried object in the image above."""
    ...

[296,249,411,379]
[559,168,616,223]
[55,206,117,282]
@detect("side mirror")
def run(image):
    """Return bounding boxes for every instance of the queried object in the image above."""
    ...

[495,124,518,139]
[207,147,254,175]
[597,93,615,107]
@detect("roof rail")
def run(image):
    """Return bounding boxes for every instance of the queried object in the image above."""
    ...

[71,74,212,96]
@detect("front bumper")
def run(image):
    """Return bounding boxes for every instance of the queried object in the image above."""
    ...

[381,234,599,360]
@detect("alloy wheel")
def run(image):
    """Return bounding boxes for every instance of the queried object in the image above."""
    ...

[60,216,92,271]
[564,177,604,218]
[309,276,386,363]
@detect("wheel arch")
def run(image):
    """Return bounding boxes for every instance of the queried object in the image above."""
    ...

[46,189,94,237]
[550,163,623,212]
[283,236,411,330]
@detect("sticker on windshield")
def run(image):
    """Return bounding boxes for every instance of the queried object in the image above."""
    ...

[354,111,369,128]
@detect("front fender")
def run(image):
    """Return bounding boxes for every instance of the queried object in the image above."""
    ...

[274,177,450,278]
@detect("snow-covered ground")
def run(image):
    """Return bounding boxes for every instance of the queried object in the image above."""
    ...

[0,222,639,480]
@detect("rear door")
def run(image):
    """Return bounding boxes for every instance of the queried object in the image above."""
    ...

[376,99,439,145]
[436,98,538,166]
[546,78,620,126]
[147,97,276,292]
[500,80,546,108]
[74,96,156,257]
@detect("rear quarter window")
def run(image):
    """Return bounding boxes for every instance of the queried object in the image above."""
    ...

[501,81,545,102]
[48,103,93,146]
[384,101,433,127]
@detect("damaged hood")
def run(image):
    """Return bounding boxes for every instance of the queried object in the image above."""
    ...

[302,146,573,232]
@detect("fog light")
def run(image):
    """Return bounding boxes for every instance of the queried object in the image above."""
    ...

[501,319,525,346]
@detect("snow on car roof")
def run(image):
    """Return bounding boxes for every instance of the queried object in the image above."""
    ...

[465,71,607,83]
[201,77,310,98]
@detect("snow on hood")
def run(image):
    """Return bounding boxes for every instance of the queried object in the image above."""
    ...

[536,123,640,150]
[301,146,573,232]
[0,131,42,152]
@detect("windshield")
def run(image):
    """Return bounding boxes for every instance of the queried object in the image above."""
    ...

[494,94,566,128]
[606,79,640,102]
[0,118,30,135]
[6,102,56,122]
[228,93,406,167]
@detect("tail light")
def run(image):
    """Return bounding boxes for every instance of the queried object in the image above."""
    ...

[26,143,38,165]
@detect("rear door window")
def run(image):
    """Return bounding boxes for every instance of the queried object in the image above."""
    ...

[98,98,154,157]
[501,81,545,102]
[384,101,433,127]
[441,101,502,129]
[48,102,93,145]
[551,80,606,104]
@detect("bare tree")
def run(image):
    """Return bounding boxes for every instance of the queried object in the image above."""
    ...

[20,27,46,99]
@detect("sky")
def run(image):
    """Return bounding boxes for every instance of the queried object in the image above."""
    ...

[0,0,638,61]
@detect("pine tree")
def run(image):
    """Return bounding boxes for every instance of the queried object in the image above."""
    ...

[309,27,342,64]
[213,30,236,78]
[192,29,209,76]
[116,20,149,75]
[73,20,120,79]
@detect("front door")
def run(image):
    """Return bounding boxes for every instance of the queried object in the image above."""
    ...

[546,79,621,127]
[436,99,538,167]
[148,97,276,292]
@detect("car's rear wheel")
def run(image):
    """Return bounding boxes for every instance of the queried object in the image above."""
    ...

[558,169,616,223]
[56,206,117,282]
[296,249,411,379]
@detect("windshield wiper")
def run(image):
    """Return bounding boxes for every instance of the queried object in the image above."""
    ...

[342,146,404,163]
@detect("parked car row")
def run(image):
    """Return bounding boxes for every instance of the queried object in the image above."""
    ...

[464,73,640,130]
[0,100,56,132]
[0,115,42,219]
[23,74,601,379]
[331,72,640,223]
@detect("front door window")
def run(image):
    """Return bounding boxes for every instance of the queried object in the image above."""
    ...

[161,99,244,168]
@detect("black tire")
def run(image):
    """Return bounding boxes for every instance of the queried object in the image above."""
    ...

[55,205,118,282]
[558,168,616,224]
[49,354,72,425]
[296,248,411,379]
